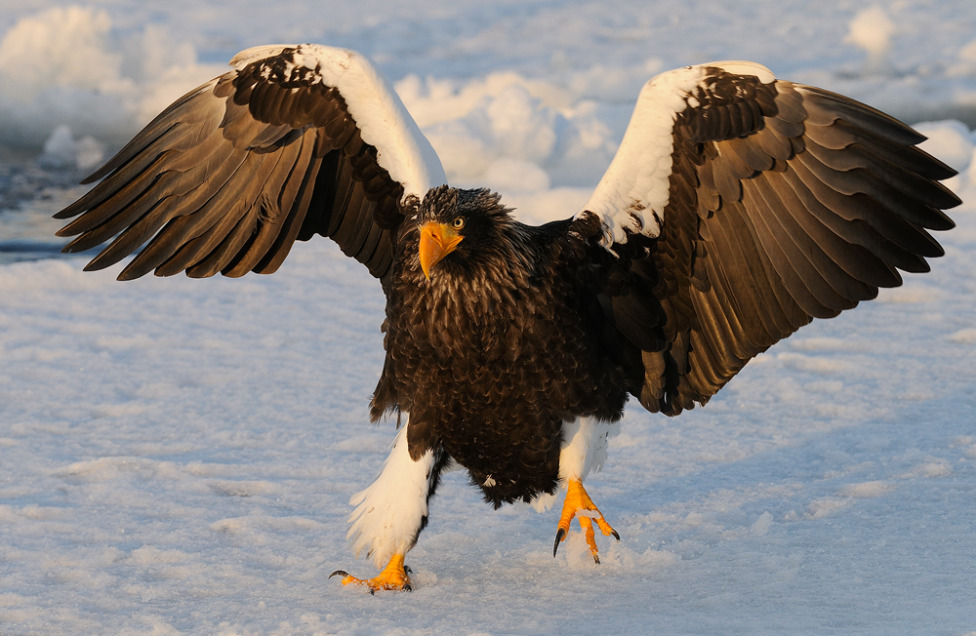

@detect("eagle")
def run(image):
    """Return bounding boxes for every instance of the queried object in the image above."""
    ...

[55,44,959,592]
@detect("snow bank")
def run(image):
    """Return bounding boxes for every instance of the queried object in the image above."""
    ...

[3,0,975,185]
[0,6,220,152]
[845,6,897,75]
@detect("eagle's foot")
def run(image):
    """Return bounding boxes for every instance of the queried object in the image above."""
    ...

[330,553,412,593]
[552,478,620,564]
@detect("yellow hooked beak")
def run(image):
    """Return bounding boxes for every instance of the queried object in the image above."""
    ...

[419,221,464,279]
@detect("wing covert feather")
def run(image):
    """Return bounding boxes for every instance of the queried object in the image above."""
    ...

[576,62,959,415]
[55,44,446,281]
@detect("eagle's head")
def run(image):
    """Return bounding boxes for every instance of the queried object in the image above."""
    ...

[415,186,517,281]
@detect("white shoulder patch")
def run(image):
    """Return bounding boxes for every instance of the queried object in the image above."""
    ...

[577,60,775,247]
[231,44,447,201]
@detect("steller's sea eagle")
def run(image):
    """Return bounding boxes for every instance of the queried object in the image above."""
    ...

[55,44,960,592]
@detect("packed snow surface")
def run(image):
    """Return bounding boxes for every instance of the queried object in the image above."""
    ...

[1,2,975,635]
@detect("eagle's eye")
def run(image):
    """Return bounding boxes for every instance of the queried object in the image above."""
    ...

[452,216,465,230]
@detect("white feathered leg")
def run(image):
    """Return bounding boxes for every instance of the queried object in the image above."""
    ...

[531,415,614,512]
[558,415,613,482]
[550,416,620,562]
[333,415,441,591]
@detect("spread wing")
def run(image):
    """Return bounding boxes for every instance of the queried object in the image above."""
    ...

[55,44,446,280]
[576,61,960,415]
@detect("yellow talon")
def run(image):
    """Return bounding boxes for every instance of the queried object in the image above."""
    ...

[553,478,620,563]
[330,553,412,593]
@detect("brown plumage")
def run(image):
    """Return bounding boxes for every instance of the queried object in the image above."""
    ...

[55,44,959,589]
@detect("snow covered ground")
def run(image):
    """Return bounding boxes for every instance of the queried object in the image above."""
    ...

[1,2,975,634]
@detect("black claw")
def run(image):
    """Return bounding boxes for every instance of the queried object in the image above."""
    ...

[553,528,566,557]
[329,570,348,579]
[404,564,413,575]
[612,529,621,541]
[592,553,601,565]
